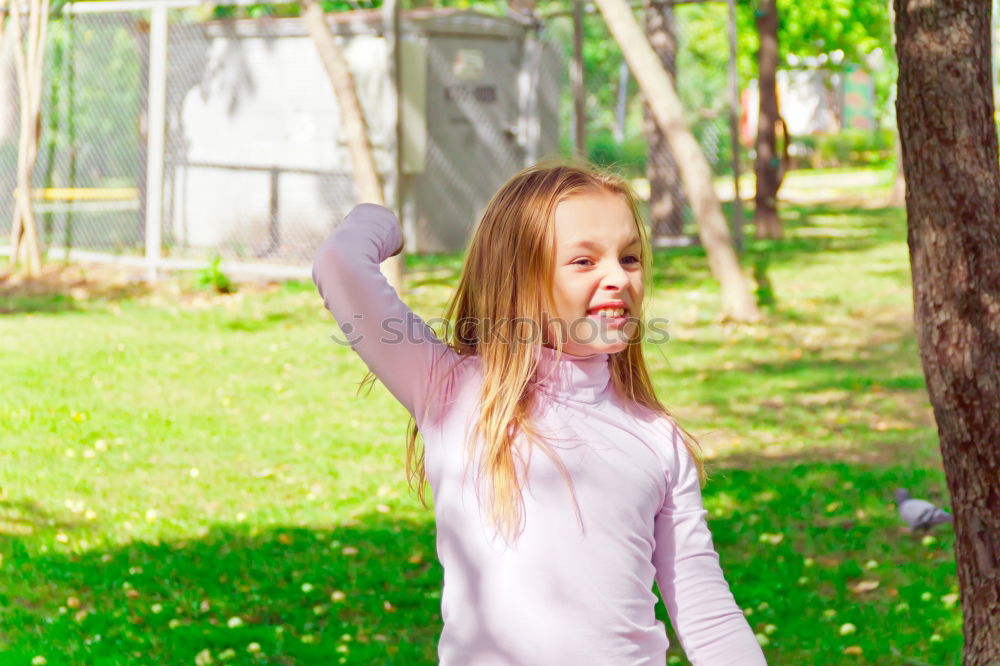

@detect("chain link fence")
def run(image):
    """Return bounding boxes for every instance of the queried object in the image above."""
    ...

[0,0,740,276]
[1,7,147,255]
[1,2,364,274]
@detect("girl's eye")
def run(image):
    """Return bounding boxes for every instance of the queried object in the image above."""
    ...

[572,258,593,266]
[622,255,640,265]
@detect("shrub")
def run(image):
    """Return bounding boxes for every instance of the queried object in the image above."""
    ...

[196,255,236,294]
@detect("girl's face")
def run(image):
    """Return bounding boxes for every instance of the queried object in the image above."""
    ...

[546,190,644,356]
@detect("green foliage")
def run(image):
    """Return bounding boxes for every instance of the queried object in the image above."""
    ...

[196,255,237,294]
[774,0,892,65]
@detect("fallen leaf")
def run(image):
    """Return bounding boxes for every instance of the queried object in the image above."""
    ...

[851,580,880,594]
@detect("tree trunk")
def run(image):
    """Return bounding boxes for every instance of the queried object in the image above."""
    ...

[894,1,1000,663]
[594,0,761,322]
[8,0,48,277]
[643,0,686,238]
[753,0,782,239]
[301,0,402,292]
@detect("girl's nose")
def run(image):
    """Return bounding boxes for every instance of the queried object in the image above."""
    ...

[601,261,629,289]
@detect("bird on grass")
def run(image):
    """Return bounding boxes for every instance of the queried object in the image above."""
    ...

[895,488,953,531]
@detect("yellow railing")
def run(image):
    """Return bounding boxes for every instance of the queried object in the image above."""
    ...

[12,187,139,202]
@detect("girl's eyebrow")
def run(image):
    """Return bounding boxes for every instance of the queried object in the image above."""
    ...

[565,236,641,251]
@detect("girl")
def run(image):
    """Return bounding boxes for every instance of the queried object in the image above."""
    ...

[312,161,767,665]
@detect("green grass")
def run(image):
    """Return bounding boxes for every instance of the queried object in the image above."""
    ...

[0,198,960,665]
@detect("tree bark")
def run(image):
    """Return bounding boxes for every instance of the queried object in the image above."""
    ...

[594,0,761,322]
[301,0,402,292]
[643,0,686,238]
[753,0,782,239]
[894,1,1000,662]
[8,0,48,277]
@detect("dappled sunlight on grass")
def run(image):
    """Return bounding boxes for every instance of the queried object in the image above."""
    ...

[1,198,959,663]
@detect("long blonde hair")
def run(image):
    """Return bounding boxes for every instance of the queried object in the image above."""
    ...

[371,159,705,544]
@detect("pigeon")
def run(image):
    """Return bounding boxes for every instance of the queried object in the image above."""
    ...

[895,488,953,530]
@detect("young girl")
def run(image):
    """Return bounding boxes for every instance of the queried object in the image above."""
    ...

[312,162,767,665]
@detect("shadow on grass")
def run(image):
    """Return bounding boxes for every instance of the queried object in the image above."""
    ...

[650,204,906,292]
[0,292,79,314]
[2,519,442,665]
[640,262,935,469]
[0,499,78,535]
[2,461,960,665]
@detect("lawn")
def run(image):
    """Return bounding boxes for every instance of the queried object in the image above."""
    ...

[0,191,960,664]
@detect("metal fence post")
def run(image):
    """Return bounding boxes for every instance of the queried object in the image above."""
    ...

[144,3,167,282]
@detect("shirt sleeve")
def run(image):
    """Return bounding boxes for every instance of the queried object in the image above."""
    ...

[312,203,461,427]
[652,423,768,665]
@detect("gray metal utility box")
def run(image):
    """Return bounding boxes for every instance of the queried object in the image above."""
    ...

[167,8,563,260]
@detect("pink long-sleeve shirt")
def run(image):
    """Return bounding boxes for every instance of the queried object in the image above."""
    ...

[313,203,767,666]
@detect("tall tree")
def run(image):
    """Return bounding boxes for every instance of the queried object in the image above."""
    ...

[642,0,686,237]
[594,0,761,322]
[894,0,1000,662]
[300,0,402,291]
[752,0,783,238]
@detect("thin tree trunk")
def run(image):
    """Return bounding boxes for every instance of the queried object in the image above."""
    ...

[643,0,685,237]
[895,1,1000,662]
[753,0,782,239]
[301,0,402,292]
[8,0,48,277]
[594,0,761,322]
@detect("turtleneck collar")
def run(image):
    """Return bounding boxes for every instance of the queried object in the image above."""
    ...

[530,345,612,404]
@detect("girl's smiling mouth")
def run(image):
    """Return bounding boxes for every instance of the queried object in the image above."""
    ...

[586,301,630,326]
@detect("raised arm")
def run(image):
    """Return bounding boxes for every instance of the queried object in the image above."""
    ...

[312,203,460,425]
[653,425,767,665]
